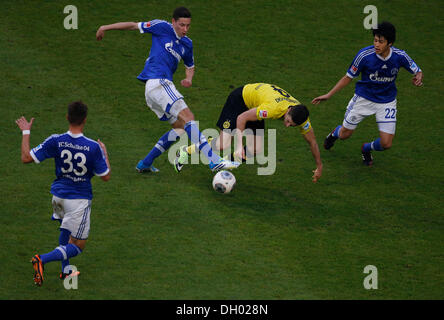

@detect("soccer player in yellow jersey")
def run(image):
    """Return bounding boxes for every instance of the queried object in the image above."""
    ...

[175,83,323,182]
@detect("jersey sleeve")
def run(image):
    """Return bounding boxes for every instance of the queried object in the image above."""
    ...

[93,144,109,176]
[398,50,421,74]
[257,103,291,120]
[183,43,194,69]
[29,135,58,164]
[346,48,369,78]
[298,117,312,135]
[138,19,167,35]
[256,105,273,120]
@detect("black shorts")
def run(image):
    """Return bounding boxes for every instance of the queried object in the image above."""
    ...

[216,86,265,135]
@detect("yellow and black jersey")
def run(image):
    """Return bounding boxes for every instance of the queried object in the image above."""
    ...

[242,83,311,134]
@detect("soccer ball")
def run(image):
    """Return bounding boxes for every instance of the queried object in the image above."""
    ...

[212,170,236,194]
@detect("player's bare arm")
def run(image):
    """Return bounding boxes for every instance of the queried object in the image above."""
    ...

[15,116,34,163]
[311,75,353,105]
[234,108,258,160]
[412,71,423,86]
[302,128,323,183]
[96,22,139,41]
[97,139,111,182]
[181,66,194,88]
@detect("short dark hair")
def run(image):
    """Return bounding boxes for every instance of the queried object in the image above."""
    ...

[67,101,88,125]
[173,7,191,20]
[288,104,309,125]
[373,21,396,45]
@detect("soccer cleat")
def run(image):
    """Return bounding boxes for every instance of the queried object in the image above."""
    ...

[136,160,159,173]
[209,159,240,172]
[174,146,189,173]
[60,270,80,280]
[324,130,338,150]
[361,145,373,166]
[31,255,44,286]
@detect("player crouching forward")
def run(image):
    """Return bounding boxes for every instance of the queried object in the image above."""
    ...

[312,21,423,166]
[175,83,323,182]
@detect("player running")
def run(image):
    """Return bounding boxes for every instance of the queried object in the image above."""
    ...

[175,83,323,183]
[312,21,423,166]
[16,101,111,286]
[96,7,239,173]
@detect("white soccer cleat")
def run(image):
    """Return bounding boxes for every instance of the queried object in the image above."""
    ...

[209,159,240,172]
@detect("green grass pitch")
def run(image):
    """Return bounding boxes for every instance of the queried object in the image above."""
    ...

[0,0,442,299]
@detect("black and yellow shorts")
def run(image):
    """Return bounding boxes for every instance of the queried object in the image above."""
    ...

[216,86,265,135]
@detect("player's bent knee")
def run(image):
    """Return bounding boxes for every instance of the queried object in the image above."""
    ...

[178,107,195,123]
[379,132,394,149]
[69,237,87,251]
[172,118,185,129]
[381,141,392,149]
[339,128,354,140]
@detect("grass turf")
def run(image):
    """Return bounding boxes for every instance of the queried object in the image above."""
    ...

[0,0,442,299]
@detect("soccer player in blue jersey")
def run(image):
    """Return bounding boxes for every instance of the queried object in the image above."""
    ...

[16,101,111,286]
[96,7,239,173]
[312,21,423,166]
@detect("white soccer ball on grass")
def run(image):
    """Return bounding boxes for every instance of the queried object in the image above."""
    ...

[212,170,236,194]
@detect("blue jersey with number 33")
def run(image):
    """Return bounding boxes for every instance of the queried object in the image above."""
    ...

[30,132,109,200]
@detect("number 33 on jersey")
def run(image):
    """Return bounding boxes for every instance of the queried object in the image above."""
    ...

[30,131,109,200]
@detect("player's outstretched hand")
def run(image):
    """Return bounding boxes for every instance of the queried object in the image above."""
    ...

[15,116,34,131]
[311,94,330,105]
[96,27,105,41]
[181,79,192,88]
[412,72,423,87]
[312,167,322,183]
